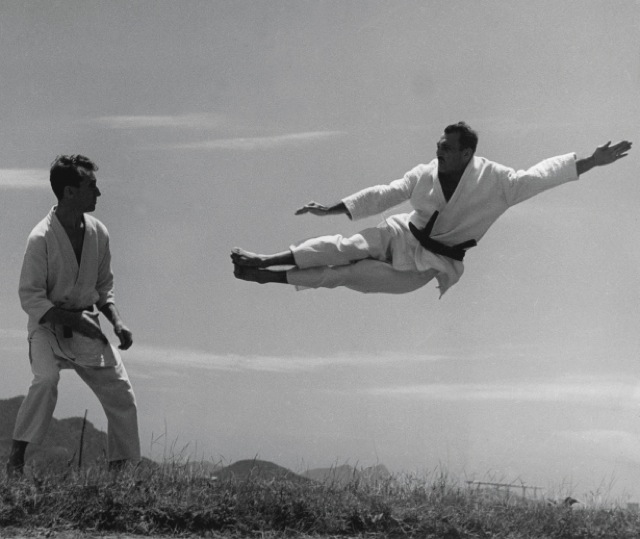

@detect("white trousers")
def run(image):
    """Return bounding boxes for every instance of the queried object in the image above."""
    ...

[287,221,437,294]
[13,329,140,462]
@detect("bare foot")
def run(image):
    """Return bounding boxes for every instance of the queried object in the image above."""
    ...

[231,248,266,267]
[233,264,287,285]
[233,264,268,283]
[6,459,24,479]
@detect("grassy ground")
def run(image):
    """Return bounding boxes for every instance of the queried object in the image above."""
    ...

[1,462,640,538]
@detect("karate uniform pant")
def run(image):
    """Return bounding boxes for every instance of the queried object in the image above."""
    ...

[287,221,437,294]
[13,331,141,462]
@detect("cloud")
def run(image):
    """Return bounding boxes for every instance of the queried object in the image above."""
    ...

[131,344,446,373]
[92,114,346,151]
[167,131,348,151]
[93,113,226,130]
[366,378,640,405]
[0,169,49,189]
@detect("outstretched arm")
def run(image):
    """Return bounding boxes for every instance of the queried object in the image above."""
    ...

[295,201,351,218]
[295,166,422,221]
[576,140,632,176]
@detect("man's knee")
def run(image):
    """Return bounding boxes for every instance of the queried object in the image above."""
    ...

[108,377,138,408]
[31,371,60,392]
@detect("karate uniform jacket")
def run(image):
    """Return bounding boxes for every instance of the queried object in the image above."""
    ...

[18,207,120,366]
[341,153,579,293]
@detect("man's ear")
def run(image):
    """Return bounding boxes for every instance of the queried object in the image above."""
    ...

[63,185,75,200]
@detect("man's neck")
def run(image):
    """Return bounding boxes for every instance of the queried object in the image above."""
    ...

[438,158,472,201]
[55,204,85,230]
[438,170,464,202]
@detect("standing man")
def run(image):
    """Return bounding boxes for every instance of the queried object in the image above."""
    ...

[6,155,140,475]
[232,122,631,296]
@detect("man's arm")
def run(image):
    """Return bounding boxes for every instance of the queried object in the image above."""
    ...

[294,201,350,218]
[576,140,632,176]
[294,165,424,221]
[93,227,132,350]
[99,303,133,350]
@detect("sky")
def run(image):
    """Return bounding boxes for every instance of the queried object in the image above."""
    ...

[0,0,639,503]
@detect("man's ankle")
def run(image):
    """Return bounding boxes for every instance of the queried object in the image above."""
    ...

[108,459,128,472]
[6,458,25,478]
[6,440,27,477]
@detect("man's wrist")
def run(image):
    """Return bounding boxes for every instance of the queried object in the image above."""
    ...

[330,201,350,217]
[112,320,125,331]
[576,155,596,176]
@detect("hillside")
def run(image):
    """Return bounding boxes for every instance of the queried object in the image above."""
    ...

[1,396,390,484]
[303,463,391,485]
[212,458,310,483]
[0,395,109,470]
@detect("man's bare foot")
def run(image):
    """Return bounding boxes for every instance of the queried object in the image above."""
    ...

[233,264,268,283]
[6,440,26,479]
[233,264,287,284]
[231,248,267,268]
[6,458,24,479]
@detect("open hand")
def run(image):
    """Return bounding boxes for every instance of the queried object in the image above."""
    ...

[592,140,632,166]
[295,201,332,216]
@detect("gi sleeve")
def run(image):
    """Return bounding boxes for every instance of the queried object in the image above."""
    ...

[341,165,423,220]
[95,233,115,309]
[18,234,55,323]
[502,153,579,207]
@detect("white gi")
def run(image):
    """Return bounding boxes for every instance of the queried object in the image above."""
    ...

[13,207,140,462]
[287,153,578,295]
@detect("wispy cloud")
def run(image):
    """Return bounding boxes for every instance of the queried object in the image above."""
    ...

[131,344,446,373]
[0,169,48,189]
[365,378,640,404]
[93,113,347,151]
[167,131,347,151]
[93,113,226,130]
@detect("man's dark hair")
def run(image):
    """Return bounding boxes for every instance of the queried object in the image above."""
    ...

[50,154,97,200]
[444,122,478,153]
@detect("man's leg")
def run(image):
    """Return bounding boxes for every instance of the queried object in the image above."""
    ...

[288,258,438,294]
[75,357,140,463]
[234,258,437,293]
[8,335,64,475]
[233,226,390,279]
[290,228,390,269]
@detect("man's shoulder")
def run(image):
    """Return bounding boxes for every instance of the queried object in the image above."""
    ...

[26,211,54,241]
[84,213,110,236]
[473,156,512,175]
[408,160,437,178]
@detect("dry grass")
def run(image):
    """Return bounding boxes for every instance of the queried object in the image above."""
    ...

[1,462,640,538]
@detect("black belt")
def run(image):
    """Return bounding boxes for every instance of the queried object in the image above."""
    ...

[62,305,95,338]
[409,212,477,262]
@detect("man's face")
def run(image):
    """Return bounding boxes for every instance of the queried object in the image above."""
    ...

[69,170,101,212]
[436,132,471,174]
